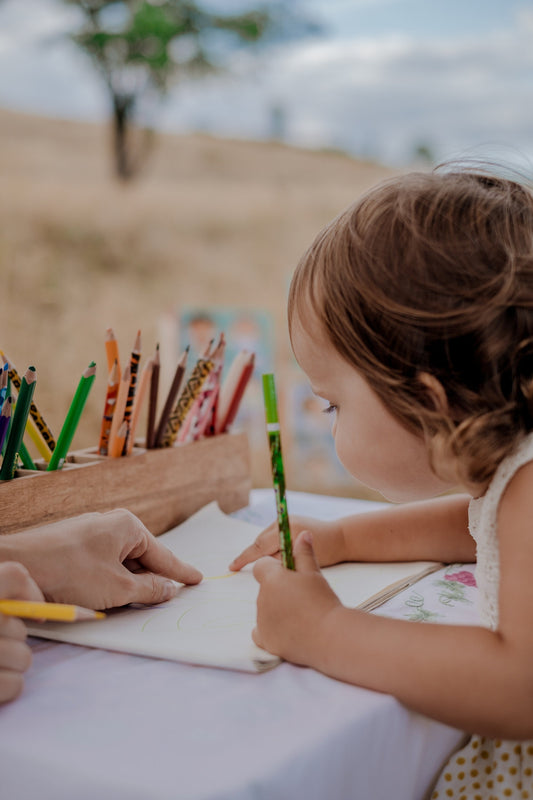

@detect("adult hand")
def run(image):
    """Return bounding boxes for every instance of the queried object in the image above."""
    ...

[0,562,43,704]
[229,515,345,572]
[252,531,341,665]
[1,510,202,610]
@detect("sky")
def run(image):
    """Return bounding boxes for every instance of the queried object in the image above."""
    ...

[0,0,532,167]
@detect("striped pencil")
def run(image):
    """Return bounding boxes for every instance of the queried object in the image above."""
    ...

[126,356,153,455]
[122,330,141,452]
[107,364,130,458]
[98,359,120,456]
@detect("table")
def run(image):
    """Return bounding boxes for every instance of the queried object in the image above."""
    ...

[0,490,479,800]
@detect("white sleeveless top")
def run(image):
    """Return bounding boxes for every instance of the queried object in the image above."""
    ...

[468,431,533,629]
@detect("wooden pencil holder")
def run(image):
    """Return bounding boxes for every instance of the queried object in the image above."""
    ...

[0,433,252,536]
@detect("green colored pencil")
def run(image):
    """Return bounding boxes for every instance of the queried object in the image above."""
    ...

[262,373,294,570]
[0,367,37,481]
[47,362,96,471]
[18,440,36,470]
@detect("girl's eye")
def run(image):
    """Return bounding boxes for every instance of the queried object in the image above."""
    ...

[322,404,338,415]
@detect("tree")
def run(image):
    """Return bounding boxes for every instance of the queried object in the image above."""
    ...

[61,1,313,180]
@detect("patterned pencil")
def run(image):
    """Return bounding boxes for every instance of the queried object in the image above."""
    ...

[0,351,56,459]
[47,362,96,471]
[126,356,153,455]
[183,334,226,443]
[154,346,189,448]
[0,367,37,481]
[105,328,121,376]
[107,364,130,458]
[145,343,160,449]
[122,330,141,452]
[0,395,13,453]
[262,373,294,570]
[98,359,120,456]
[161,356,215,447]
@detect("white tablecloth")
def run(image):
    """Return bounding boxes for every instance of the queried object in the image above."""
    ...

[0,490,478,800]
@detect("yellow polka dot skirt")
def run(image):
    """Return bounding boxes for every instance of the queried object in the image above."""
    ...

[431,736,533,799]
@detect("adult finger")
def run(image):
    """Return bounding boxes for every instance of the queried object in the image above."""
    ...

[132,534,202,586]
[0,562,44,602]
[0,639,32,672]
[293,531,321,574]
[229,524,279,571]
[126,572,180,606]
[0,670,24,704]
[0,615,27,642]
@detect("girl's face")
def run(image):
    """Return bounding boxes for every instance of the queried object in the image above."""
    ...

[291,314,454,502]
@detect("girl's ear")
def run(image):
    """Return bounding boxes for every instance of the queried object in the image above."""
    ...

[417,372,449,414]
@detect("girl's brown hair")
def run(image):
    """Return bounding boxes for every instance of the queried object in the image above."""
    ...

[288,169,533,491]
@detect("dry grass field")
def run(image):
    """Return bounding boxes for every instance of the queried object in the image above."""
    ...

[0,107,398,496]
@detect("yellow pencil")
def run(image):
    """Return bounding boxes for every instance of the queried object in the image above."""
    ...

[0,599,105,622]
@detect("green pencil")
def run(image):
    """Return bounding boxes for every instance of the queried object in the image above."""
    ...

[47,362,96,471]
[0,367,37,481]
[262,373,294,570]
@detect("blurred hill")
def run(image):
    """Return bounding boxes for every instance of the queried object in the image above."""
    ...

[0,107,397,494]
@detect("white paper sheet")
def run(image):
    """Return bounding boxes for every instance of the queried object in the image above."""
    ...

[27,502,439,672]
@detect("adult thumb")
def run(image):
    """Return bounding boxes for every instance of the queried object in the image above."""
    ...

[129,573,179,606]
[294,531,320,574]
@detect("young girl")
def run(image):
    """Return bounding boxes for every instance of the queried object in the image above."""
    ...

[230,168,533,798]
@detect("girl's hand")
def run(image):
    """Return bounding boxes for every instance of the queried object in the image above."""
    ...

[0,562,44,704]
[229,515,345,571]
[251,531,341,666]
[3,510,202,611]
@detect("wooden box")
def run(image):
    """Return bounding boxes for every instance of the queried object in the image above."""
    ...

[0,433,251,536]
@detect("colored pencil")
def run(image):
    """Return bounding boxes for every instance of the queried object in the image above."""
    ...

[123,330,141,425]
[184,334,226,443]
[0,599,105,622]
[216,352,255,434]
[154,346,189,448]
[0,395,12,453]
[107,364,130,457]
[160,356,214,447]
[109,420,128,458]
[0,360,8,412]
[105,327,121,376]
[47,362,96,471]
[262,373,294,570]
[98,359,120,456]
[126,356,153,455]
[0,367,37,481]
[145,343,160,449]
[215,350,248,434]
[18,440,36,470]
[0,351,56,460]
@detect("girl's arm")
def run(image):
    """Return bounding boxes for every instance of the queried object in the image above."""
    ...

[231,492,475,570]
[252,466,533,739]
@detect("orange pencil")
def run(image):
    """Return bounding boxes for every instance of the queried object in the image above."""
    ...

[98,359,120,456]
[107,364,130,457]
[126,357,153,455]
[105,328,121,376]
[109,420,129,458]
